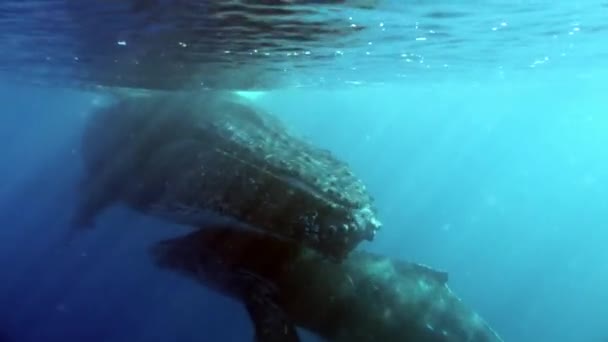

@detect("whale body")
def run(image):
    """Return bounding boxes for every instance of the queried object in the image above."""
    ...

[73,92,381,259]
[152,225,504,342]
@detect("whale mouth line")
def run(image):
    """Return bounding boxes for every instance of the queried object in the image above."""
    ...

[143,202,231,226]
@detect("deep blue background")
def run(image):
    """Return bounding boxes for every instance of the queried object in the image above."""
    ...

[1,79,607,341]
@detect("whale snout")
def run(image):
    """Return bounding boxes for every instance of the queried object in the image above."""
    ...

[353,205,382,241]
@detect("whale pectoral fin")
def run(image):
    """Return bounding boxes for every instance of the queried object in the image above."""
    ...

[240,272,300,342]
[245,294,300,342]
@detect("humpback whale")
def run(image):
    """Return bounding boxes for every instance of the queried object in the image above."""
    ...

[151,226,504,342]
[73,92,381,259]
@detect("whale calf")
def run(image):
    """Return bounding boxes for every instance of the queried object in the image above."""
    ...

[151,225,504,342]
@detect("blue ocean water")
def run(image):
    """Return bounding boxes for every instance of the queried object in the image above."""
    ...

[1,1,608,342]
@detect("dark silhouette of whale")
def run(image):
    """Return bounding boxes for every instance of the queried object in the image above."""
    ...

[151,225,504,342]
[73,92,381,259]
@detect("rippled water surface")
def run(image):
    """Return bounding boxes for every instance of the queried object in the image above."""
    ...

[0,0,607,89]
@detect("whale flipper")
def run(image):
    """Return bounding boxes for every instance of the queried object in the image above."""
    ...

[240,271,300,342]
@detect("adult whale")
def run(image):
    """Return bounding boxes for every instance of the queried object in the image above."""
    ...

[73,91,381,259]
[151,225,504,342]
